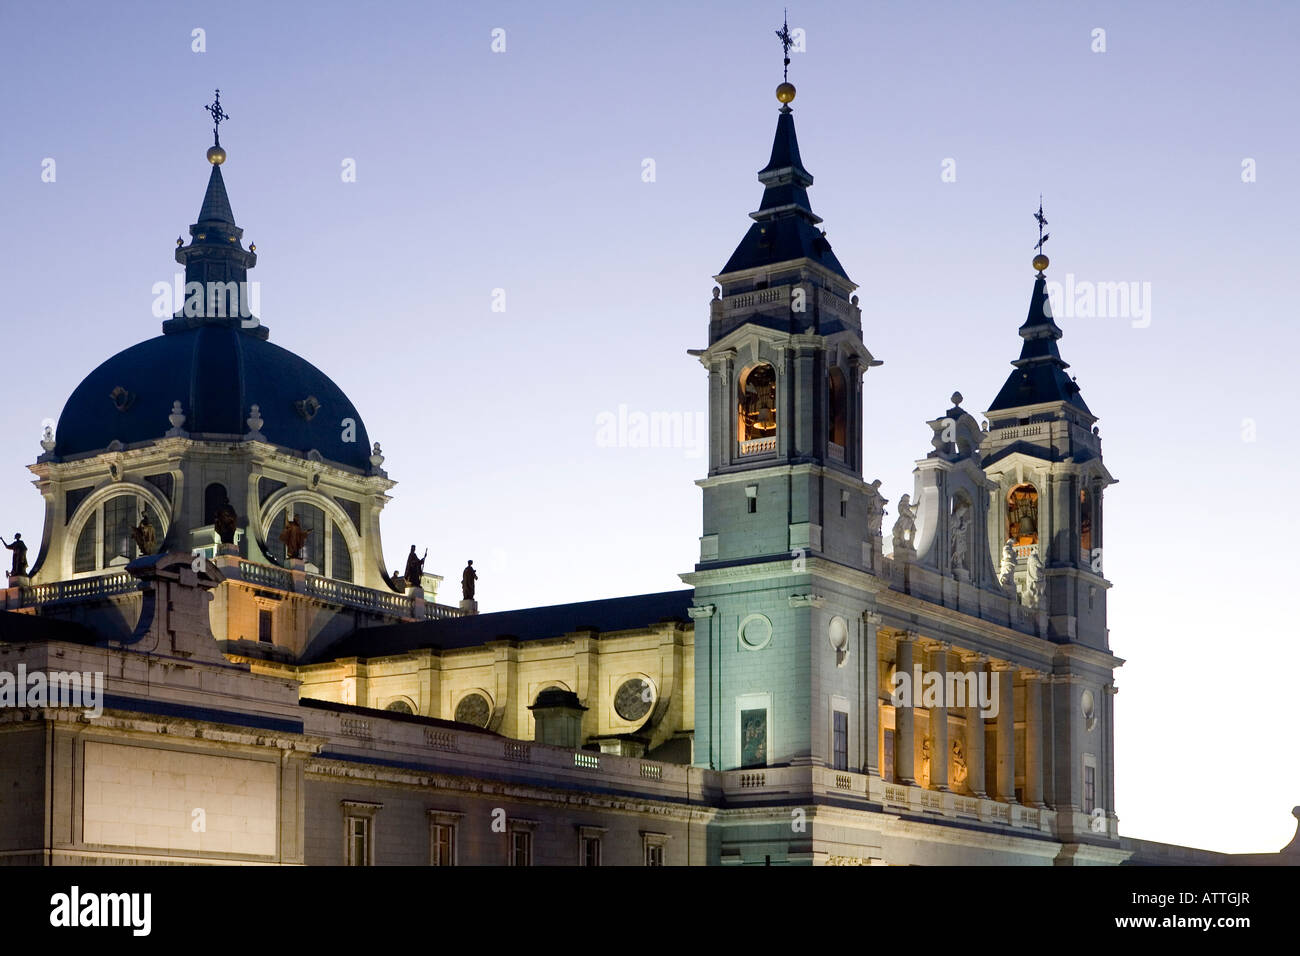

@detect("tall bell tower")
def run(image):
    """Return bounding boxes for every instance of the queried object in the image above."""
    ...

[683,33,882,773]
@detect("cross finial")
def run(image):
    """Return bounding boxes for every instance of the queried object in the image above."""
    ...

[1034,195,1050,253]
[204,89,229,146]
[775,10,793,82]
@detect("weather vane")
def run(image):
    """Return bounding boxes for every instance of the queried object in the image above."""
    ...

[1032,196,1051,274]
[204,89,229,146]
[776,10,793,83]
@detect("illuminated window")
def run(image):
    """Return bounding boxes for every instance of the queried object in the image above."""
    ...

[738,364,777,442]
[1080,487,1092,553]
[828,367,847,447]
[1007,484,1039,546]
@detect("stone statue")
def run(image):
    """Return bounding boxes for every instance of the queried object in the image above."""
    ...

[462,560,477,601]
[130,511,157,556]
[214,500,238,545]
[404,545,427,587]
[1026,547,1044,608]
[998,538,1017,591]
[865,479,887,541]
[279,515,311,560]
[951,738,968,787]
[1,533,28,577]
[950,499,970,573]
[892,494,917,551]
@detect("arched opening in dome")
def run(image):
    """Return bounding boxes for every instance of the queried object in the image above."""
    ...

[268,498,354,583]
[204,483,229,525]
[70,492,164,576]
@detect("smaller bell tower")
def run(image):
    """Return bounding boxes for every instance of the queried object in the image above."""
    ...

[980,222,1116,649]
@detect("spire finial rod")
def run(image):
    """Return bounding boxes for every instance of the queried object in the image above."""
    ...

[204,89,229,147]
[1032,195,1050,275]
[776,10,793,82]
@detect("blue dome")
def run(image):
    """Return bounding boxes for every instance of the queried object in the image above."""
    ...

[55,324,373,470]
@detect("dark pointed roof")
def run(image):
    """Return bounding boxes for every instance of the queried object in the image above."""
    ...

[197,164,235,224]
[721,106,850,280]
[988,274,1091,414]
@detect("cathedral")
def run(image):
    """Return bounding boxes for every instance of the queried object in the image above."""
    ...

[0,71,1294,866]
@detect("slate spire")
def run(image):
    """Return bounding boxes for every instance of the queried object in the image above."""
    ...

[166,91,264,337]
[719,86,849,280]
[987,235,1089,414]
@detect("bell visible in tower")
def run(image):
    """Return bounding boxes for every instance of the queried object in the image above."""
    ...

[738,364,777,443]
[1007,484,1039,546]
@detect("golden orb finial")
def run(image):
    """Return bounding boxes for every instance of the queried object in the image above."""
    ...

[1032,253,1049,273]
[207,144,226,165]
[776,82,796,104]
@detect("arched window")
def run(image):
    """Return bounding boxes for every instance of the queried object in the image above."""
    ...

[1007,484,1039,546]
[1080,487,1092,553]
[385,699,414,715]
[738,364,777,443]
[204,483,229,525]
[268,499,354,582]
[71,492,164,575]
[828,367,847,449]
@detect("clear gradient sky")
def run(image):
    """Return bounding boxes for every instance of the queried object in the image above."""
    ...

[1,0,1296,855]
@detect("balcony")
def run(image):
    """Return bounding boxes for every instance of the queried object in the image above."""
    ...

[739,437,777,457]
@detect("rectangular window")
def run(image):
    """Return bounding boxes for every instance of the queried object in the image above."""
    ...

[1084,764,1096,813]
[257,608,272,643]
[510,829,532,867]
[832,710,848,771]
[645,843,664,866]
[346,816,369,866]
[581,835,601,867]
[740,708,768,768]
[430,823,455,866]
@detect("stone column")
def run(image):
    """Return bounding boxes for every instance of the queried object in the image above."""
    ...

[927,641,950,791]
[863,611,882,776]
[962,652,987,797]
[1021,669,1046,808]
[895,632,917,785]
[992,661,1017,803]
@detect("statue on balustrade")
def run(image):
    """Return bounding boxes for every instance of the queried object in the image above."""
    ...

[214,500,239,545]
[1,533,27,577]
[405,545,427,587]
[280,515,311,560]
[892,494,917,552]
[130,511,157,556]
[462,560,477,600]
[998,538,1017,592]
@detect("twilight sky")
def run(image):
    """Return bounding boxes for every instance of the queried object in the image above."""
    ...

[1,0,1296,854]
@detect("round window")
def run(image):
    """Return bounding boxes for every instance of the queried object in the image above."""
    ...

[615,678,654,722]
[454,692,491,728]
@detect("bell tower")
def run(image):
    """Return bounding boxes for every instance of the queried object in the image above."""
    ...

[684,38,883,773]
[980,236,1116,650]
